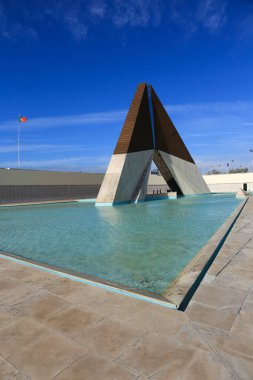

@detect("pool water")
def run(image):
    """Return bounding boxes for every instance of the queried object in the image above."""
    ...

[0,194,241,294]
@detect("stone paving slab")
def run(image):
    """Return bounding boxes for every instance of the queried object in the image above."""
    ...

[0,197,252,379]
[187,197,253,379]
[0,355,29,380]
[55,350,136,380]
[9,334,86,380]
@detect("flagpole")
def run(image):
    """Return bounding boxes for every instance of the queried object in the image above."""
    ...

[18,114,20,168]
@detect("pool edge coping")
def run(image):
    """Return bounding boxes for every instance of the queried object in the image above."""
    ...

[0,251,177,310]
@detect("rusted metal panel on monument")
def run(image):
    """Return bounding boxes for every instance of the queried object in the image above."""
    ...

[151,87,194,164]
[114,83,154,154]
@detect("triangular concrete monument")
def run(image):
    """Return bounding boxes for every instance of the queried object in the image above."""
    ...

[96,83,209,205]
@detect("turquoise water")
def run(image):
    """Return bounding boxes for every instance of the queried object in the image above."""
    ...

[0,194,241,294]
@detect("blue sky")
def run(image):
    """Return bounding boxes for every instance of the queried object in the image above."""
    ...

[0,0,253,173]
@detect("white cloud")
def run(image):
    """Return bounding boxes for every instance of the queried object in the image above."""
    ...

[0,155,110,171]
[0,143,109,154]
[1,0,250,43]
[196,0,227,32]
[166,101,253,113]
[64,13,87,40]
[0,0,38,41]
[168,0,228,36]
[112,0,162,28]
[89,0,106,19]
[0,109,126,131]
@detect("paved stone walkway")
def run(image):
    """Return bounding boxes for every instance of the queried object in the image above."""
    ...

[0,198,252,379]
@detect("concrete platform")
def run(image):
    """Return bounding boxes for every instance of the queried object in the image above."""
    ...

[0,198,253,379]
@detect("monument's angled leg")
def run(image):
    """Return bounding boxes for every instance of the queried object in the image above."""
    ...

[96,149,154,206]
[151,86,210,195]
[96,82,154,206]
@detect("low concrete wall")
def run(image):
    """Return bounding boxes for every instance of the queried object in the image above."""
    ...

[203,173,253,193]
[0,169,170,203]
[0,169,104,203]
[0,185,101,203]
[0,168,104,186]
[147,174,168,194]
[2,169,252,203]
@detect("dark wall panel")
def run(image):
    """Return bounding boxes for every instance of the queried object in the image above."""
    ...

[0,185,101,203]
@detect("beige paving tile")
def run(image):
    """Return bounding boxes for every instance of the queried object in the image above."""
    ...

[230,316,253,338]
[15,292,71,322]
[0,259,20,269]
[95,293,150,322]
[0,283,41,306]
[191,321,253,361]
[186,301,238,331]
[42,277,87,297]
[206,260,228,276]
[0,278,20,295]
[151,368,181,380]
[55,351,136,380]
[228,260,253,273]
[66,284,112,308]
[244,288,253,303]
[240,227,253,234]
[226,232,251,247]
[0,304,23,327]
[45,306,104,338]
[0,317,50,357]
[212,272,252,291]
[234,247,253,261]
[0,266,33,281]
[193,284,245,309]
[220,327,253,359]
[0,355,28,380]
[174,322,210,352]
[216,244,241,260]
[9,333,86,380]
[219,351,253,380]
[1,262,53,281]
[222,264,253,281]
[236,307,253,326]
[75,317,146,359]
[179,351,233,380]
[192,323,232,353]
[0,261,56,288]
[130,305,189,337]
[245,239,253,249]
[118,332,196,377]
[21,270,58,289]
